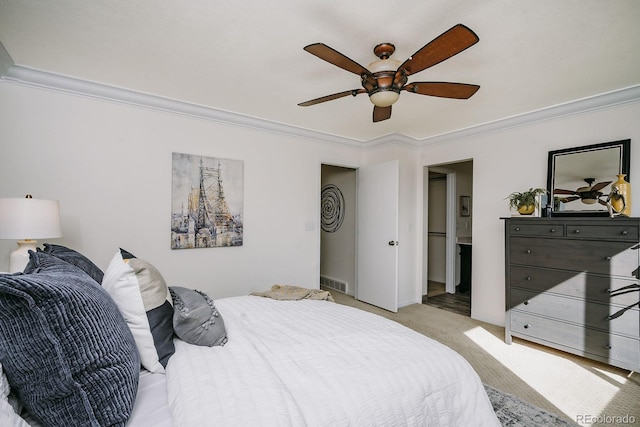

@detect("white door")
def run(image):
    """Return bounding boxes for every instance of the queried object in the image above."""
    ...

[356,160,399,312]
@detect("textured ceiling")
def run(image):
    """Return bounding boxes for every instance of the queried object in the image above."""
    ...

[1,0,639,142]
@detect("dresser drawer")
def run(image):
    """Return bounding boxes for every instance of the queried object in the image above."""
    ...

[566,223,639,241]
[511,312,640,368]
[509,265,640,306]
[509,222,564,237]
[510,237,639,277]
[510,288,639,337]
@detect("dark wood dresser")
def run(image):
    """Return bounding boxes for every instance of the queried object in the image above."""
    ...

[503,217,640,371]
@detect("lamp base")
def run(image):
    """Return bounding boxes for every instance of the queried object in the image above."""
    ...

[9,240,38,273]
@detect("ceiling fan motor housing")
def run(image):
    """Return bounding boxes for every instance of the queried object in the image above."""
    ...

[366,49,404,106]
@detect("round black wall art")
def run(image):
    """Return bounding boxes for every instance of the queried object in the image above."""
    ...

[321,184,345,233]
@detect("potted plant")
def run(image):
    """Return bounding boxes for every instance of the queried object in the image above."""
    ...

[506,188,547,215]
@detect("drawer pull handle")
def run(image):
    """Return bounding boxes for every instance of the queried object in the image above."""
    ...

[523,324,531,329]
[621,230,628,235]
[605,256,612,261]
[526,249,532,254]
[604,344,612,350]
[549,228,556,233]
[574,229,580,234]
[523,300,530,305]
[526,276,532,281]
[515,227,521,231]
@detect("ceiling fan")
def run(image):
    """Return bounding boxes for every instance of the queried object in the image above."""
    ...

[298,24,481,122]
[554,178,612,205]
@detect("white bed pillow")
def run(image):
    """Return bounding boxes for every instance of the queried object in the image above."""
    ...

[102,249,175,373]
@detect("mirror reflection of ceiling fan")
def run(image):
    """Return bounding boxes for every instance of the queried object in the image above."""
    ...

[298,24,480,122]
[554,178,612,205]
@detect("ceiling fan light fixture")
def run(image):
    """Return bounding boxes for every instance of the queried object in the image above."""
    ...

[367,58,401,73]
[298,25,481,122]
[367,56,402,107]
[369,90,400,107]
[581,198,599,205]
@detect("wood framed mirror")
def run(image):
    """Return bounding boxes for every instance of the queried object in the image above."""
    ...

[546,139,630,216]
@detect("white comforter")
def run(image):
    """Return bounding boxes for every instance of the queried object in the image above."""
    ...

[166,296,500,426]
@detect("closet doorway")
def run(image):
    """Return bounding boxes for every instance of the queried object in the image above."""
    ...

[423,160,473,317]
[319,164,357,298]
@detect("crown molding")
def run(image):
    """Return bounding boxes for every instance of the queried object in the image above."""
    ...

[2,65,639,149]
[1,65,364,148]
[416,85,640,147]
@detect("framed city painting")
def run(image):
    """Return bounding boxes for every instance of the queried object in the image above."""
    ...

[171,152,244,249]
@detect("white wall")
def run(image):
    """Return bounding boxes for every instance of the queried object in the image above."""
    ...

[418,101,640,326]
[0,82,365,300]
[2,79,638,327]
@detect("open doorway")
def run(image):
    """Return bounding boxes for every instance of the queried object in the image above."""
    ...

[319,164,357,297]
[423,160,473,317]
[319,161,399,312]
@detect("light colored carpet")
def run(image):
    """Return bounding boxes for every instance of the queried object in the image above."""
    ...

[327,289,640,427]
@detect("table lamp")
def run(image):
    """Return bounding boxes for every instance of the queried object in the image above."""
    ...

[0,195,63,273]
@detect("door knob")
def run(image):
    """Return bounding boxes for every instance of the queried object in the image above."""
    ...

[388,241,398,246]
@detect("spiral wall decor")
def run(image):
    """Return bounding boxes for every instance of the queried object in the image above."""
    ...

[321,184,345,233]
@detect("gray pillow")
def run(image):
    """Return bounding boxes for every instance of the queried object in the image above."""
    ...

[0,251,140,427]
[169,286,227,347]
[41,243,104,284]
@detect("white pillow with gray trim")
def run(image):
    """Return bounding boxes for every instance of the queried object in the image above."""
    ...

[102,249,175,373]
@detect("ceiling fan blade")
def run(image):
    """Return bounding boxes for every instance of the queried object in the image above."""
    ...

[591,181,612,192]
[403,82,480,99]
[561,196,580,203]
[373,105,392,122]
[397,24,479,77]
[303,43,372,77]
[554,188,577,195]
[298,89,365,106]
[598,199,608,206]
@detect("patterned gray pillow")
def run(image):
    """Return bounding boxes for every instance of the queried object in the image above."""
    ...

[169,286,228,347]
[0,251,139,426]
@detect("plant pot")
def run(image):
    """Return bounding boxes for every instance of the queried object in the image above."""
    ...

[517,205,535,215]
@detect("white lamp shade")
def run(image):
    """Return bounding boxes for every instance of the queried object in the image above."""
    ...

[0,198,63,240]
[0,197,62,273]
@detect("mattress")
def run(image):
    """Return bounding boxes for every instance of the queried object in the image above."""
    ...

[165,295,500,426]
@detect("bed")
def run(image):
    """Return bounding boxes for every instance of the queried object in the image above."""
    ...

[0,245,500,426]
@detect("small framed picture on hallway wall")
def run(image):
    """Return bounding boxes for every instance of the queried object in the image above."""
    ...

[460,195,470,217]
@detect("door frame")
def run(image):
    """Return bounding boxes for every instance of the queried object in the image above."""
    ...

[425,166,457,294]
